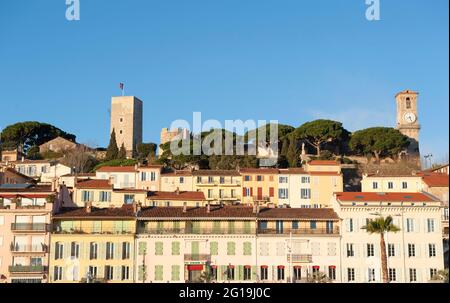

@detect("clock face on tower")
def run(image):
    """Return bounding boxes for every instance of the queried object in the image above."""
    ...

[403,112,417,124]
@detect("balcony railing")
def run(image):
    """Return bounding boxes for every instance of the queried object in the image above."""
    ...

[257,227,340,235]
[252,196,270,202]
[11,223,47,232]
[10,244,48,253]
[0,202,10,209]
[184,254,211,261]
[16,203,46,210]
[9,265,47,273]
[287,254,313,263]
[197,181,241,186]
[52,227,134,235]
[138,227,256,235]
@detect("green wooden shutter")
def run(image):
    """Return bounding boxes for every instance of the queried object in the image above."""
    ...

[172,241,180,255]
[228,221,235,234]
[191,242,199,256]
[192,221,200,234]
[92,221,101,233]
[171,265,180,281]
[210,242,218,255]
[238,265,244,281]
[227,242,236,255]
[173,221,180,231]
[252,266,257,281]
[244,221,251,233]
[138,265,146,281]
[243,242,252,256]
[156,221,164,233]
[213,221,221,233]
[155,242,163,255]
[155,265,163,281]
[220,265,227,281]
[138,242,147,255]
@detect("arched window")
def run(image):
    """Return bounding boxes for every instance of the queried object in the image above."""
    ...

[406,97,411,109]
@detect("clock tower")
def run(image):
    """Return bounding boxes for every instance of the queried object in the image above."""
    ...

[395,90,420,155]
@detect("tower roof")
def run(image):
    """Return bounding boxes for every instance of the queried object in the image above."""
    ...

[396,90,419,97]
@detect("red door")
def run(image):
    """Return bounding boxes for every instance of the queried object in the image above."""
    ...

[257,187,263,200]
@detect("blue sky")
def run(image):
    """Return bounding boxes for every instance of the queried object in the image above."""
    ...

[0,0,448,163]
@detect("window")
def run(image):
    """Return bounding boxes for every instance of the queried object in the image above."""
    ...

[227,242,236,255]
[402,182,408,189]
[310,221,317,229]
[301,176,310,184]
[259,221,268,230]
[99,191,111,202]
[210,242,218,255]
[105,266,114,280]
[55,242,64,260]
[138,242,147,255]
[408,244,416,257]
[208,189,213,199]
[372,182,378,189]
[196,176,202,183]
[256,175,263,181]
[388,244,395,257]
[328,266,336,280]
[430,268,438,279]
[428,244,436,257]
[123,195,135,204]
[368,268,376,282]
[171,265,180,281]
[367,244,375,257]
[121,266,130,281]
[279,176,288,183]
[278,188,288,199]
[244,175,251,181]
[54,266,63,281]
[388,182,394,189]
[172,241,180,255]
[89,266,98,279]
[292,221,299,229]
[226,266,235,280]
[122,242,130,259]
[389,268,397,282]
[243,242,252,256]
[219,177,225,184]
[179,177,184,184]
[409,268,417,282]
[155,242,163,255]
[155,265,163,281]
[406,218,414,232]
[210,266,218,281]
[346,244,354,257]
[150,172,156,181]
[106,242,114,260]
[347,268,355,282]
[90,242,98,260]
[260,266,268,280]
[243,266,252,280]
[70,242,80,258]
[277,266,285,280]
[81,191,93,202]
[427,219,435,233]
[347,218,354,232]
[406,98,411,109]
[300,188,311,199]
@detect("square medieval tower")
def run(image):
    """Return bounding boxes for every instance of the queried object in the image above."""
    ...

[110,96,143,158]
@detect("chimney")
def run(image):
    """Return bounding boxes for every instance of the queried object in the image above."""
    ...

[206,203,211,213]
[183,202,187,213]
[132,201,141,214]
[86,201,92,213]
[175,187,180,195]
[108,176,114,186]
[21,156,24,162]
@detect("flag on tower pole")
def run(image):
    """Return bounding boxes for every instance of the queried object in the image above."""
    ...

[119,82,124,96]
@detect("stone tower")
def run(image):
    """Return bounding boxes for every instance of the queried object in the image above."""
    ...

[110,96,143,158]
[395,90,420,155]
[158,128,190,157]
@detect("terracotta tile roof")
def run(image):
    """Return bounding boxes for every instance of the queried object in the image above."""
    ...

[114,188,148,193]
[0,185,53,193]
[147,191,206,201]
[0,193,53,199]
[61,173,96,177]
[192,170,240,176]
[335,192,437,202]
[257,208,339,220]
[278,168,307,175]
[309,171,341,176]
[161,170,193,177]
[139,206,255,219]
[75,179,112,189]
[239,168,279,174]
[10,159,53,164]
[417,172,449,187]
[53,205,136,219]
[4,168,36,182]
[137,165,164,170]
[395,90,418,97]
[96,166,136,173]
[308,160,340,166]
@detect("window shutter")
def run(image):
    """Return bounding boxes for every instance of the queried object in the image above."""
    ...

[114,242,121,260]
[210,242,218,255]
[220,265,227,281]
[397,268,403,283]
[415,245,421,257]
[243,187,247,197]
[139,242,147,255]
[250,188,253,196]
[113,266,120,281]
[63,242,70,259]
[415,219,420,233]
[362,244,367,258]
[138,265,145,281]
[269,187,274,197]
[238,265,243,281]
[395,244,401,258]
[97,265,104,279]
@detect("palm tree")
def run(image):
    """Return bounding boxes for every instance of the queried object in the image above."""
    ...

[362,216,400,283]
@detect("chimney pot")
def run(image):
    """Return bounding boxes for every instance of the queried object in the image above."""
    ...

[206,203,210,213]
[182,202,187,213]
[86,202,92,213]
[176,187,180,195]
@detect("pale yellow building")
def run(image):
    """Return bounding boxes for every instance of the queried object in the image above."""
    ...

[240,168,278,206]
[192,170,242,205]
[49,204,137,283]
[160,170,194,192]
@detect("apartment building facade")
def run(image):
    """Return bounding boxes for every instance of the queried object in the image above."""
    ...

[241,169,279,206]
[333,192,444,283]
[0,184,57,283]
[192,170,242,205]
[49,205,137,283]
[95,166,137,189]
[160,170,194,192]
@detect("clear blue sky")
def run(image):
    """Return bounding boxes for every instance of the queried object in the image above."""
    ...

[0,0,448,163]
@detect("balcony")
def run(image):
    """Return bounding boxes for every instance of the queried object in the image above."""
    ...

[11,223,47,232]
[287,254,313,263]
[52,227,134,235]
[184,254,211,261]
[9,265,47,273]
[0,201,10,209]
[252,196,270,202]
[10,243,48,253]
[15,203,46,210]
[257,227,340,236]
[138,227,256,235]
[197,181,241,187]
